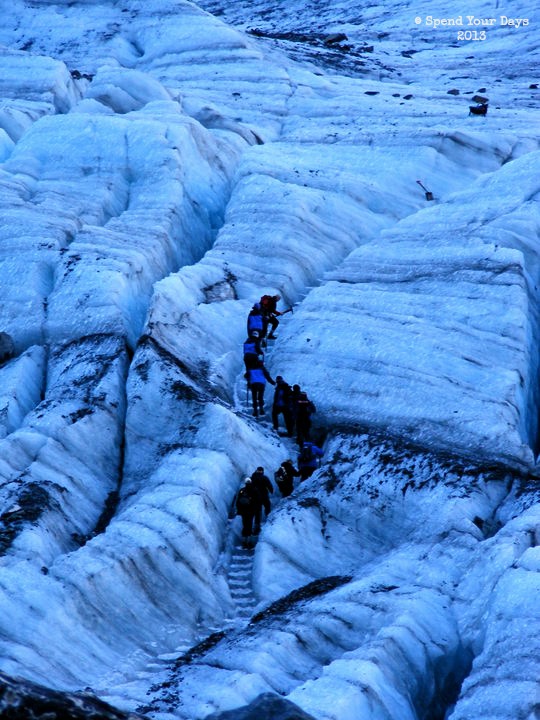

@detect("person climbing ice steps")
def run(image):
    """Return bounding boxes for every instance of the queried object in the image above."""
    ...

[245,357,275,417]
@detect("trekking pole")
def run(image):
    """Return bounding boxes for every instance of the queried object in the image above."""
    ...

[416,180,433,201]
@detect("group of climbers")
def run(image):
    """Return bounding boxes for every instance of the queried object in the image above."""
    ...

[243,294,286,418]
[236,293,324,546]
[235,450,323,546]
[272,377,317,446]
[244,297,318,442]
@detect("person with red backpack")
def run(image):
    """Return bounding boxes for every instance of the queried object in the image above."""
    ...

[259,294,283,339]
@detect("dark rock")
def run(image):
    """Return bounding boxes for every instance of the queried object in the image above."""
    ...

[250,575,351,625]
[530,83,538,89]
[205,692,317,719]
[364,90,379,95]
[0,484,52,556]
[0,671,149,719]
[323,33,348,45]
[403,94,413,100]
[447,88,460,95]
[0,332,14,363]
[469,104,488,116]
[472,94,488,104]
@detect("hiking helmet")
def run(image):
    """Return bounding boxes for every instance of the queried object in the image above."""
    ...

[251,330,260,337]
[244,477,251,485]
[253,303,261,310]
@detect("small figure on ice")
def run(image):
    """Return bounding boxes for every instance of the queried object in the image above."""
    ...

[250,466,274,534]
[274,459,300,498]
[235,478,259,547]
[298,440,324,481]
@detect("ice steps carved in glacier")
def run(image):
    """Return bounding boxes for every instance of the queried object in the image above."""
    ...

[227,541,257,618]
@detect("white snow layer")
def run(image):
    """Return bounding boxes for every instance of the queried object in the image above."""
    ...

[0,0,539,719]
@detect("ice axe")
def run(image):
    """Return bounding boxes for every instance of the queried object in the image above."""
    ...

[280,306,294,316]
[416,180,434,201]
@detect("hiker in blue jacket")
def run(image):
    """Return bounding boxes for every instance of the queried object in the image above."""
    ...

[246,358,275,417]
[243,330,263,370]
[298,441,324,481]
[247,303,265,338]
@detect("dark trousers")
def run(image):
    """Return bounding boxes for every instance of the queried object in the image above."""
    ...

[296,418,311,445]
[253,496,271,531]
[251,383,265,412]
[299,466,316,481]
[239,511,254,537]
[272,405,294,434]
[277,478,293,497]
[266,315,279,335]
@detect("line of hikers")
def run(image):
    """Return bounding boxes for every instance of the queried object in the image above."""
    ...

[235,293,325,547]
[235,446,324,547]
[243,295,317,446]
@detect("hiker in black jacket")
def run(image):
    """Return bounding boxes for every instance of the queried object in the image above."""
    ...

[274,459,300,497]
[235,478,258,546]
[260,294,282,339]
[295,391,316,445]
[251,466,273,533]
[272,376,294,436]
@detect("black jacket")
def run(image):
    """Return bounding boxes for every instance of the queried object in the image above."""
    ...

[251,470,273,498]
[236,484,258,514]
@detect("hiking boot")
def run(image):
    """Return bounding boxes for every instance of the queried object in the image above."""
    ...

[267,334,277,340]
[253,409,258,417]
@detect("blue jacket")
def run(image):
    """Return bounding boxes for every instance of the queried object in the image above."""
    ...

[298,442,324,468]
[247,308,264,334]
[243,338,261,356]
[247,365,274,386]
